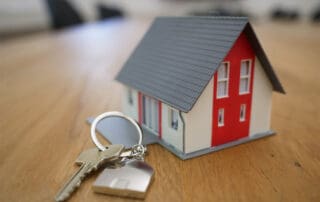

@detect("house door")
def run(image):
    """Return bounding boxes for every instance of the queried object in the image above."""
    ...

[141,95,159,135]
[211,33,255,146]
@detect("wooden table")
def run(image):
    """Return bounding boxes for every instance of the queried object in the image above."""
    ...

[1,18,320,202]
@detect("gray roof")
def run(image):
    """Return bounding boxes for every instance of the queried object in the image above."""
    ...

[116,16,285,112]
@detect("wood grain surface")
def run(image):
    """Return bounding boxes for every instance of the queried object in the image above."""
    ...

[0,18,320,202]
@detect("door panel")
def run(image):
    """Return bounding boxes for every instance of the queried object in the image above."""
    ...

[139,94,161,136]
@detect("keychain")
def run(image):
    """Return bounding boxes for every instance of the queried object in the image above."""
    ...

[55,111,154,201]
[90,111,154,199]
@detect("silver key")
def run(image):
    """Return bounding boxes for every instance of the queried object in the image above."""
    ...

[55,144,124,202]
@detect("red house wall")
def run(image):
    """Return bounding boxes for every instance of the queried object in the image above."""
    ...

[212,31,255,146]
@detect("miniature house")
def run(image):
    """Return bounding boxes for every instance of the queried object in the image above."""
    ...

[116,16,285,159]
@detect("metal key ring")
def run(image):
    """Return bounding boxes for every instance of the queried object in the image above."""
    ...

[90,111,143,151]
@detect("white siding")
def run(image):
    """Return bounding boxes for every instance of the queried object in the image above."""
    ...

[122,87,138,121]
[249,57,273,135]
[182,78,214,153]
[161,104,184,151]
[122,87,184,152]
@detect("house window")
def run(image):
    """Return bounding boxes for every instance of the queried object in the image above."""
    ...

[127,88,133,105]
[218,108,224,127]
[240,104,246,122]
[239,60,251,94]
[169,108,178,130]
[217,62,229,98]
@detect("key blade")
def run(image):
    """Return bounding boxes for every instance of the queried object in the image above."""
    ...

[55,163,91,202]
[55,145,124,202]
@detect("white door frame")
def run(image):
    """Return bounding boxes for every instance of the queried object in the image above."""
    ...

[142,95,159,134]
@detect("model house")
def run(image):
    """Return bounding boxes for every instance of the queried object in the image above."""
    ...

[116,16,285,159]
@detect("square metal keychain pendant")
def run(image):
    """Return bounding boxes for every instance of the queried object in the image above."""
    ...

[92,160,154,199]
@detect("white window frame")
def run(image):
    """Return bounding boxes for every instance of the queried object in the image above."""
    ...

[218,108,224,127]
[239,59,252,95]
[240,104,246,122]
[127,88,133,105]
[217,62,230,99]
[169,108,179,130]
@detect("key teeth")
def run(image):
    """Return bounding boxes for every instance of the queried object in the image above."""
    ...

[57,192,70,202]
[85,166,91,173]
[64,193,70,199]
[55,188,74,202]
[79,175,84,180]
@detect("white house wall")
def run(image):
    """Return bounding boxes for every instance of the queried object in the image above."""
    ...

[122,86,184,151]
[182,78,214,153]
[122,86,139,121]
[249,57,273,136]
[161,104,184,152]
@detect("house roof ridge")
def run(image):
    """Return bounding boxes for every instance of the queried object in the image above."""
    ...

[156,16,249,21]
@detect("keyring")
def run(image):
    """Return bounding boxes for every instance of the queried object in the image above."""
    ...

[90,111,143,151]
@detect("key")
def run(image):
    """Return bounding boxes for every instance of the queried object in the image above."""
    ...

[89,111,153,199]
[55,144,124,202]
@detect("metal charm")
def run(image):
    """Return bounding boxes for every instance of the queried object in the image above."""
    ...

[92,159,154,199]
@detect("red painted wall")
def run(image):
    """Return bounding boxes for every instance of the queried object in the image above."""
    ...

[212,32,255,146]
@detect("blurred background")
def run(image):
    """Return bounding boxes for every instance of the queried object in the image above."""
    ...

[1,0,320,41]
